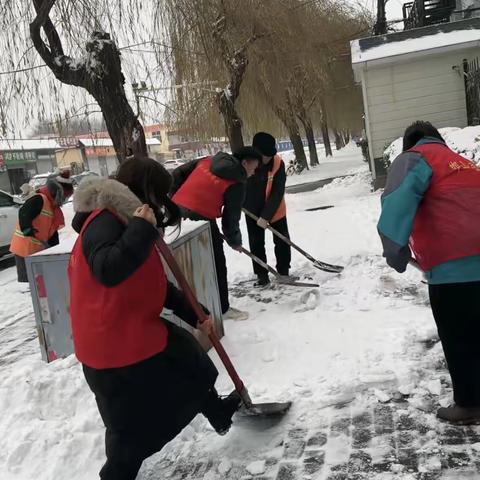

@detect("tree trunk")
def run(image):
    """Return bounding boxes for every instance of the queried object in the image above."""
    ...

[85,33,148,161]
[304,121,319,167]
[319,99,332,157]
[321,122,332,157]
[274,102,308,170]
[298,115,319,167]
[334,130,345,150]
[216,91,244,152]
[343,130,350,144]
[288,127,308,170]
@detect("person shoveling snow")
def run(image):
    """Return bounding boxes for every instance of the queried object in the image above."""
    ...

[378,120,480,425]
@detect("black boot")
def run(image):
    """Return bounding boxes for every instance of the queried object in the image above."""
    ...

[201,389,242,435]
[254,274,270,287]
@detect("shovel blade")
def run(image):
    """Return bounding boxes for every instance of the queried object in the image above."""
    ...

[240,401,292,417]
[312,261,344,273]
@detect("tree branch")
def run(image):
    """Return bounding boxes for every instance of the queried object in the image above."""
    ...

[30,0,86,87]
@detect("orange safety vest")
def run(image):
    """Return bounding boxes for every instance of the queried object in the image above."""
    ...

[10,193,59,258]
[267,155,287,223]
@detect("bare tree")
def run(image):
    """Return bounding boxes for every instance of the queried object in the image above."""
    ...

[29,0,146,161]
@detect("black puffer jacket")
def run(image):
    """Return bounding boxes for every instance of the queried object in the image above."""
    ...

[171,152,246,246]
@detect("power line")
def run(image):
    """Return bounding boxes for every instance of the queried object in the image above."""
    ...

[0,38,206,76]
[0,64,47,76]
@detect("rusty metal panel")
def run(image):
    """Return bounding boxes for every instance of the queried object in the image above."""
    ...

[26,221,223,362]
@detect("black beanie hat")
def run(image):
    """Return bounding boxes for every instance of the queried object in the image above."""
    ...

[252,132,277,157]
[233,146,262,162]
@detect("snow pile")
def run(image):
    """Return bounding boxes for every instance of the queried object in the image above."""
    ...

[384,125,480,166]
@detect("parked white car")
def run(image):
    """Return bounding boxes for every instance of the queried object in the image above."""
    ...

[163,159,189,172]
[0,190,22,257]
[29,173,51,190]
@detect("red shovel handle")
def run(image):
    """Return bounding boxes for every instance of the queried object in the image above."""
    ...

[155,238,247,397]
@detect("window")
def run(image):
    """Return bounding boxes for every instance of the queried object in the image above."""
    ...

[0,191,14,207]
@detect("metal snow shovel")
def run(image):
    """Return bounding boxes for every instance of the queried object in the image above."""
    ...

[220,234,319,288]
[243,208,344,274]
[305,205,335,212]
[155,237,292,417]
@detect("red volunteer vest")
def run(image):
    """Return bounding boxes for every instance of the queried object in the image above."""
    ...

[409,143,480,271]
[68,209,168,369]
[172,158,236,219]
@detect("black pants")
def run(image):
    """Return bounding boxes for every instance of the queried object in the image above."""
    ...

[83,322,219,480]
[209,221,230,314]
[245,216,291,277]
[429,282,480,407]
[15,255,28,283]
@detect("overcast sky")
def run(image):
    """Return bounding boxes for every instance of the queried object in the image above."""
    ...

[357,0,405,24]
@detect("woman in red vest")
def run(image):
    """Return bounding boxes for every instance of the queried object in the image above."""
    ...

[69,156,240,480]
[10,171,73,282]
[244,132,290,286]
[378,121,480,424]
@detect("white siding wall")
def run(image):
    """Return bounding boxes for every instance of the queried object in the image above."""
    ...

[364,50,477,160]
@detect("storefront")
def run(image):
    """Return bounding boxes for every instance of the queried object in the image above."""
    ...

[0,150,38,194]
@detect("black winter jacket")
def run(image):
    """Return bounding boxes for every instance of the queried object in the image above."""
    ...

[19,194,60,247]
[244,157,286,221]
[170,152,246,247]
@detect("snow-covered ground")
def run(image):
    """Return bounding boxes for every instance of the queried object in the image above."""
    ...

[0,148,478,480]
[283,143,366,187]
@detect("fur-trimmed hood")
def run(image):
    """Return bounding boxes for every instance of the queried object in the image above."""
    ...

[73,177,142,224]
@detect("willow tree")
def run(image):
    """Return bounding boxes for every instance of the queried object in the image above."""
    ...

[0,1,165,161]
[156,0,267,151]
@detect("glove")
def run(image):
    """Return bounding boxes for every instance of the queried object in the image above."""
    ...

[257,217,269,229]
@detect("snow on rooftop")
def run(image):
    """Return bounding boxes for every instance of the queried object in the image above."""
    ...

[0,138,62,151]
[351,29,480,64]
[78,137,161,147]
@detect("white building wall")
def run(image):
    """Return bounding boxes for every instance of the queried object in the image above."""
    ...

[363,49,477,161]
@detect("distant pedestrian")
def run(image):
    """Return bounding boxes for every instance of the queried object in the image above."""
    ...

[378,121,480,424]
[244,132,291,286]
[10,171,73,282]
[171,147,261,321]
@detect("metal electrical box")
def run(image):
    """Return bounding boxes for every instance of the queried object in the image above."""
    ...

[26,221,223,362]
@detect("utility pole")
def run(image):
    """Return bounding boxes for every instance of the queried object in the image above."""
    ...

[374,0,388,36]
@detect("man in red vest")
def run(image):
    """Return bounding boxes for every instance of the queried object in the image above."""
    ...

[378,121,480,424]
[171,147,261,321]
[244,132,290,286]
